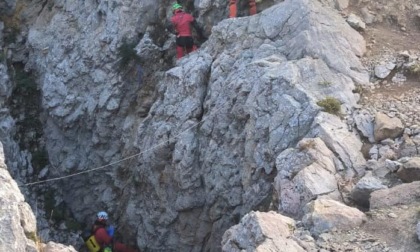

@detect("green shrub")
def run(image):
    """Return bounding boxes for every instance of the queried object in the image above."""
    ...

[66,219,82,231]
[117,39,140,71]
[32,149,49,173]
[317,97,341,115]
[14,67,37,94]
[318,80,332,86]
[408,63,420,74]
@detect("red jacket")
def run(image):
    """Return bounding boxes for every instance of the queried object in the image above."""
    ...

[94,226,138,252]
[171,10,194,37]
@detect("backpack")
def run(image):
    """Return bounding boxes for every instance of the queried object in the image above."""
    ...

[81,228,113,252]
[85,235,101,252]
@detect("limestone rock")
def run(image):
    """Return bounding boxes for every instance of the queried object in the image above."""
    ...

[8,0,369,250]
[302,199,367,236]
[360,7,375,24]
[396,157,420,182]
[347,13,366,31]
[42,241,77,252]
[274,138,340,216]
[222,211,305,252]
[374,63,396,79]
[400,134,419,157]
[351,175,387,207]
[374,112,404,142]
[0,143,38,252]
[335,0,349,10]
[309,113,366,175]
[354,109,375,143]
[370,181,420,209]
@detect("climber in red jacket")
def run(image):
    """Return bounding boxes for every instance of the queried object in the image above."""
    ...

[229,0,257,18]
[170,3,206,59]
[91,211,139,252]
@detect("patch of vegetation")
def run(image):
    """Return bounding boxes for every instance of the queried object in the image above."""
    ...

[32,148,49,174]
[25,231,43,251]
[316,96,341,115]
[66,219,82,231]
[14,66,38,94]
[0,51,5,62]
[318,80,332,87]
[117,38,141,71]
[408,63,420,75]
[3,26,21,44]
[25,231,38,242]
[44,190,57,220]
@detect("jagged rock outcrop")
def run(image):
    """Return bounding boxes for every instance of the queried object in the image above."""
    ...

[302,198,366,236]
[0,142,38,252]
[221,211,305,252]
[0,141,77,252]
[120,0,368,250]
[2,0,370,251]
[274,138,342,216]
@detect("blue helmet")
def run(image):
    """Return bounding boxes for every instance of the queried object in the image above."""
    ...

[96,211,108,221]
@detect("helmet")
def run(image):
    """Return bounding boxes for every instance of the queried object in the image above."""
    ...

[172,3,182,11]
[96,211,108,221]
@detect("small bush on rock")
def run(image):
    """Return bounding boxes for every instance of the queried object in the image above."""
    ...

[117,38,140,71]
[317,97,341,115]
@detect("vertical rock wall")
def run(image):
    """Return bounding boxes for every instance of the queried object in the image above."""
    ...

[0,0,369,251]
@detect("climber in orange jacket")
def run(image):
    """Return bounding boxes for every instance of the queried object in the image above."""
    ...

[169,3,206,59]
[229,0,257,18]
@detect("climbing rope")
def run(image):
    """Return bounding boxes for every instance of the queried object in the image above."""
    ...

[23,97,230,186]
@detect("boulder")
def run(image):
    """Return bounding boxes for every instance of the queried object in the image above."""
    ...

[373,112,404,142]
[354,109,375,143]
[222,211,305,252]
[302,199,367,236]
[374,63,396,79]
[399,134,419,157]
[351,174,387,208]
[396,157,420,182]
[370,181,420,209]
[274,138,340,216]
[347,13,366,31]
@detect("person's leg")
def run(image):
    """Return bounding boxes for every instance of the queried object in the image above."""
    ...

[249,0,257,15]
[229,0,237,18]
[175,37,186,59]
[176,46,184,59]
[185,37,196,54]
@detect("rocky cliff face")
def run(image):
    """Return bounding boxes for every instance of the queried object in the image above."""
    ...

[1,0,419,251]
